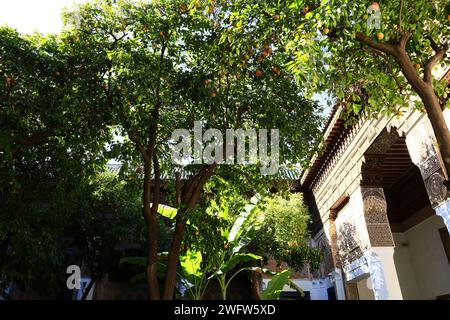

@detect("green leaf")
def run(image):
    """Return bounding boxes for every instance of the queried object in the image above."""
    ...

[261,270,291,300]
[180,249,203,284]
[220,253,261,274]
[119,256,147,267]
[155,204,177,220]
[130,272,146,284]
[227,199,259,243]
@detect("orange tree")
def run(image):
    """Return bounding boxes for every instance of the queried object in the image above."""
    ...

[62,0,323,299]
[233,0,450,188]
[0,26,113,297]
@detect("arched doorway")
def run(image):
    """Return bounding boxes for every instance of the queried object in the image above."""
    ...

[359,128,450,299]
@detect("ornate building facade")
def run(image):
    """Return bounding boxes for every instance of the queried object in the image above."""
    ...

[300,70,450,300]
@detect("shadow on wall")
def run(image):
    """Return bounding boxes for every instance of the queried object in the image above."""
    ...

[337,222,363,268]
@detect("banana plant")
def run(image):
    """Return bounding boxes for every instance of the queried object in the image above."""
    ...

[152,204,212,299]
[120,199,302,300]
[250,267,304,300]
[179,249,212,300]
[208,196,265,300]
[261,270,291,300]
[171,197,264,300]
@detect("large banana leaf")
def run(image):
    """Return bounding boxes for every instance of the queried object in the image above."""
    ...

[227,196,261,244]
[215,253,261,276]
[180,249,202,285]
[154,203,177,220]
[261,270,291,300]
[231,224,260,254]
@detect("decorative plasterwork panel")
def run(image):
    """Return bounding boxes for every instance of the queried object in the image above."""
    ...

[361,129,402,187]
[335,203,365,267]
[366,128,400,155]
[361,187,394,247]
[405,120,450,208]
[342,254,369,282]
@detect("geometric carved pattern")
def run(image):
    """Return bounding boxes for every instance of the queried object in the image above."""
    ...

[361,187,394,247]
[406,120,450,208]
[361,128,407,187]
[420,153,441,180]
[366,224,395,246]
[362,189,389,224]
[361,154,385,186]
[424,170,449,208]
[366,128,400,155]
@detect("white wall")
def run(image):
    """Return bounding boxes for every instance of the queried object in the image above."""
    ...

[393,213,450,299]
[392,232,421,299]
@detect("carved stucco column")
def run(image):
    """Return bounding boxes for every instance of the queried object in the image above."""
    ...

[358,152,402,299]
[360,187,393,300]
[360,187,394,248]
[405,118,450,232]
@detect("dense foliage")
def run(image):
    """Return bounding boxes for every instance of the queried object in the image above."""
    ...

[255,193,322,272]
[58,0,324,299]
[231,0,450,183]
[1,0,330,299]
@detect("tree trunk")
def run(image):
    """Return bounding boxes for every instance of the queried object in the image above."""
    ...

[162,213,187,299]
[394,49,450,184]
[418,87,450,183]
[162,164,216,299]
[143,159,160,300]
[355,32,450,187]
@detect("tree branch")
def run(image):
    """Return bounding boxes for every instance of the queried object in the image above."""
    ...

[398,0,404,32]
[150,153,161,214]
[424,42,448,84]
[138,144,150,162]
[426,35,440,52]
[175,170,181,206]
[355,32,397,56]
[126,127,150,162]
[398,31,412,49]
[181,165,210,203]
[186,164,216,209]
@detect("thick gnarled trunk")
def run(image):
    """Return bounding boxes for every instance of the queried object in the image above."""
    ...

[394,49,450,182]
[162,164,216,299]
